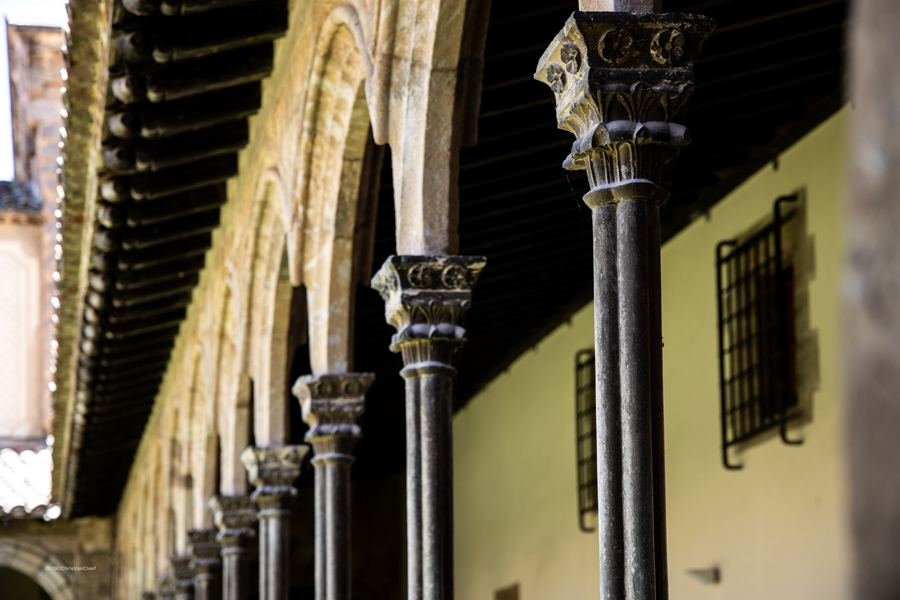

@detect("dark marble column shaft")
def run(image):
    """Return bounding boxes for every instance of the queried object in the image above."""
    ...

[241,446,309,600]
[372,256,485,600]
[535,11,714,600]
[189,528,223,600]
[209,496,258,600]
[293,373,375,600]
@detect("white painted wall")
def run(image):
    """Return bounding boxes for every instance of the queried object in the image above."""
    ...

[0,223,44,441]
[454,109,850,600]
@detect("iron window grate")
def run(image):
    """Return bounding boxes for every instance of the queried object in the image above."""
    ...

[575,349,597,532]
[716,195,801,469]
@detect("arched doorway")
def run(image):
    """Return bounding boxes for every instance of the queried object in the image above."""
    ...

[0,566,52,600]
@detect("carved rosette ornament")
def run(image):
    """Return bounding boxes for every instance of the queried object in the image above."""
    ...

[292,373,374,459]
[534,12,714,207]
[371,255,486,368]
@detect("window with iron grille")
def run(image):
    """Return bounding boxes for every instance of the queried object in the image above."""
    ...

[575,349,597,532]
[716,195,802,469]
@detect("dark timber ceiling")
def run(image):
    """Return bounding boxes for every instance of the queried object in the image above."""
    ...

[67,0,288,517]
[66,0,848,514]
[351,0,847,479]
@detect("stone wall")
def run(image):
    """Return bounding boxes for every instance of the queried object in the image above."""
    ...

[0,516,114,600]
[4,24,64,447]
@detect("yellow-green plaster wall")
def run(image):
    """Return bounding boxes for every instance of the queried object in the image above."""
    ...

[453,108,850,600]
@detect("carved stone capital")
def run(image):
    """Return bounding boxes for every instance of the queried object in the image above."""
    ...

[292,373,374,459]
[187,529,222,574]
[371,255,486,366]
[170,555,195,597]
[208,495,257,548]
[535,12,714,206]
[157,574,175,600]
[240,446,308,511]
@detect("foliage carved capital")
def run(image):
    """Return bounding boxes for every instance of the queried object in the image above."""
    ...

[535,12,714,206]
[157,574,175,600]
[371,255,486,366]
[208,495,257,536]
[240,446,308,504]
[169,555,194,593]
[187,529,221,573]
[292,373,374,458]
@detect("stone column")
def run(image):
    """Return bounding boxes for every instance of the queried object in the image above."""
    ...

[241,446,309,600]
[292,373,375,600]
[171,556,195,600]
[846,1,900,598]
[535,10,713,600]
[209,496,257,600]
[371,256,486,600]
[189,529,222,600]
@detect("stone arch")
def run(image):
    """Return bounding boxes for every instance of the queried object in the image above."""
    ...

[149,443,162,580]
[216,284,249,496]
[187,349,217,530]
[159,400,178,563]
[171,382,194,554]
[296,8,372,374]
[247,176,292,446]
[0,540,75,600]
